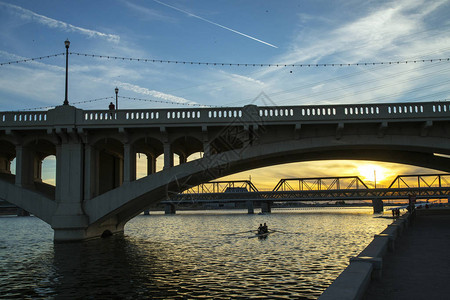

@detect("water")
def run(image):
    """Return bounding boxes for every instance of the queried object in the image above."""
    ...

[0,208,392,299]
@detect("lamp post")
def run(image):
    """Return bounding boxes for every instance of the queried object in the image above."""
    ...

[115,87,119,110]
[63,39,70,105]
[374,170,377,189]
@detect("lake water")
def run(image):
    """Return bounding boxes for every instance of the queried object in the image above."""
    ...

[0,208,392,299]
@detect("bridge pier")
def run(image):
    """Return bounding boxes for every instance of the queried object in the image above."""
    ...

[17,207,30,216]
[372,199,384,214]
[261,202,272,214]
[15,145,35,188]
[165,203,176,214]
[246,200,254,214]
[53,219,124,242]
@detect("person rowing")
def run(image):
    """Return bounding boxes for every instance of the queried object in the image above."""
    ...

[257,223,269,234]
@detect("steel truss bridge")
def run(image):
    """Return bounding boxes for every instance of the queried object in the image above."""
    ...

[167,174,450,204]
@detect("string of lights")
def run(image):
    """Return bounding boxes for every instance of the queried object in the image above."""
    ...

[70,52,450,68]
[0,53,65,66]
[8,96,114,112]
[1,51,449,68]
[72,96,114,105]
[122,96,217,107]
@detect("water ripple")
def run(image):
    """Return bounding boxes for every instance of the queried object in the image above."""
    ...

[0,209,392,299]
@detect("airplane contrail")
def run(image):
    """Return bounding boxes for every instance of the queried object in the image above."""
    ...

[153,0,278,48]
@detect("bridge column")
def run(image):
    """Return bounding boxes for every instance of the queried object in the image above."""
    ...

[261,201,272,214]
[52,142,89,241]
[165,203,176,214]
[143,154,156,215]
[84,144,98,200]
[163,143,173,169]
[372,199,384,214]
[203,142,211,157]
[123,143,136,183]
[15,145,34,188]
[179,153,187,164]
[147,154,156,174]
[33,155,43,182]
[246,200,254,214]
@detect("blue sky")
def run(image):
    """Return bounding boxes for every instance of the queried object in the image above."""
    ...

[1,0,450,187]
[0,0,449,111]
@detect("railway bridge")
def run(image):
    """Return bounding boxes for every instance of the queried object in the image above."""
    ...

[165,175,450,214]
[0,101,449,241]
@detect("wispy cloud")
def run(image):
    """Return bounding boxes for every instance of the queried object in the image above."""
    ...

[228,73,265,86]
[121,0,175,23]
[116,81,202,106]
[249,0,450,106]
[282,0,448,64]
[153,0,278,48]
[0,1,120,43]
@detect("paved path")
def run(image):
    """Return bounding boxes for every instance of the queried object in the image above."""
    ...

[364,212,450,300]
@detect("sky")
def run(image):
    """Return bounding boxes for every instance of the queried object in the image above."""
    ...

[1,0,450,187]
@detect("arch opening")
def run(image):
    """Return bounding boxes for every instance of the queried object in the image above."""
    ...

[41,155,56,186]
[22,139,56,186]
[134,137,163,178]
[92,138,124,196]
[172,136,203,166]
[0,140,15,176]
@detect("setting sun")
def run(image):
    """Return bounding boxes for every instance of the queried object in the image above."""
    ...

[357,164,388,185]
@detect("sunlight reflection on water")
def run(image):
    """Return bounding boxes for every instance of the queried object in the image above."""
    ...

[0,208,392,299]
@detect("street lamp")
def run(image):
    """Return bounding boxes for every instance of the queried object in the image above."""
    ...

[374,170,377,189]
[63,39,70,105]
[115,87,119,110]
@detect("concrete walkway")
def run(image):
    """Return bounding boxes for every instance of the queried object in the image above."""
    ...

[364,210,450,300]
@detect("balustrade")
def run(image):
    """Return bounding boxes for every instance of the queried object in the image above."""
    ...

[0,101,449,128]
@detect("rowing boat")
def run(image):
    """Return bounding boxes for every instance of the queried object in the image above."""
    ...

[248,230,273,239]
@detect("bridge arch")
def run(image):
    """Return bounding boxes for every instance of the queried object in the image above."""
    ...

[23,139,57,184]
[171,136,203,164]
[89,137,124,196]
[134,136,163,178]
[210,131,244,154]
[84,133,450,237]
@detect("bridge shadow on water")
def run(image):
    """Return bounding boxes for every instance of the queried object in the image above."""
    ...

[51,236,187,299]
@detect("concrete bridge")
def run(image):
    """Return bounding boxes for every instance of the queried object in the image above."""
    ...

[0,101,449,241]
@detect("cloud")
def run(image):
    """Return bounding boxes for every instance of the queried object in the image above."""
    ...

[228,73,265,86]
[0,1,120,43]
[116,81,202,106]
[121,0,175,23]
[153,0,277,48]
[248,0,450,106]
[283,0,448,64]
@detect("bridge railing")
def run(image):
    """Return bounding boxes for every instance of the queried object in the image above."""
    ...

[0,111,48,125]
[1,101,449,128]
[272,176,369,192]
[182,180,259,194]
[388,174,450,188]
